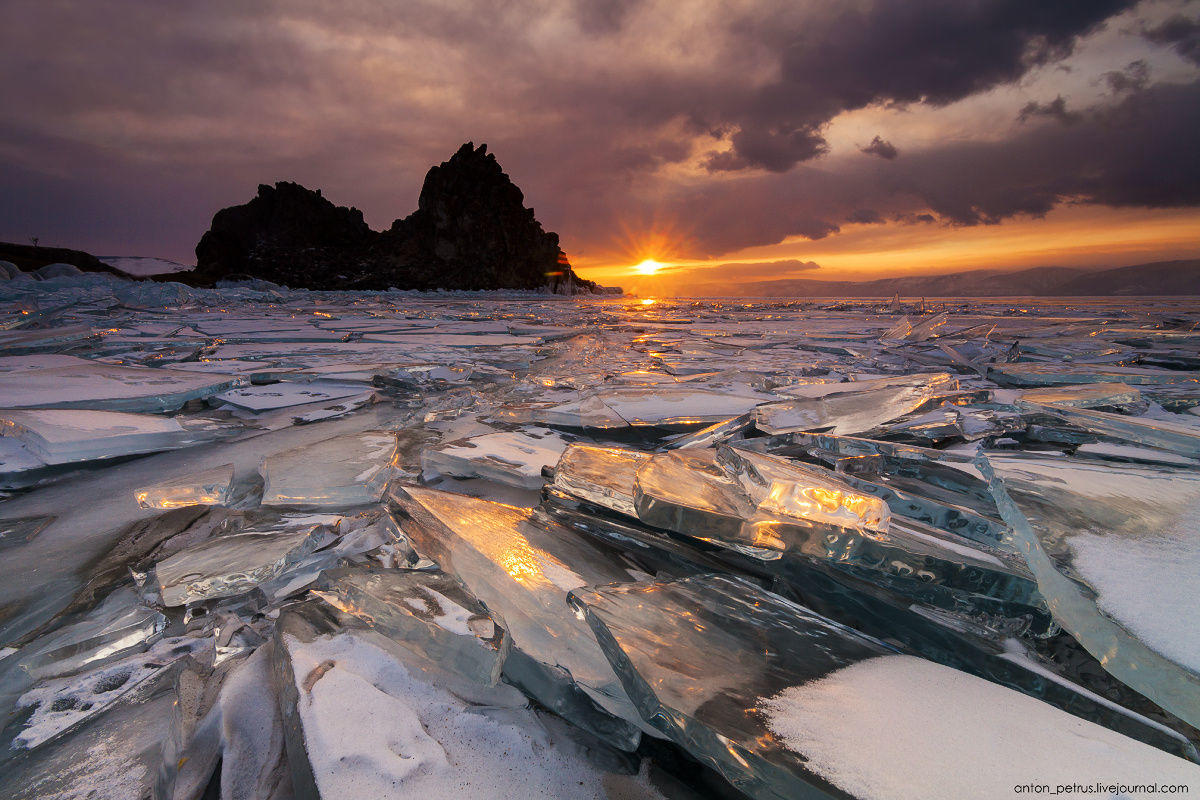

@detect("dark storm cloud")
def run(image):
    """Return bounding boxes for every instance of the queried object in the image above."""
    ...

[0,0,1196,263]
[860,137,899,160]
[655,79,1200,255]
[1017,96,1082,124]
[1104,60,1151,93]
[706,0,1135,172]
[1143,14,1200,64]
[847,209,884,224]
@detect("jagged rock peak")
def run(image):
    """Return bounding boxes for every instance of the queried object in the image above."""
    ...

[190,143,608,293]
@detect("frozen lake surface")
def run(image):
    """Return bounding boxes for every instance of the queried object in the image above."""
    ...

[1,272,1199,798]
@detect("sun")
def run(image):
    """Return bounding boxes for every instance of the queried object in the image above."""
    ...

[634,259,664,275]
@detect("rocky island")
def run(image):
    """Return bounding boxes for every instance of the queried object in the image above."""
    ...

[191,142,611,293]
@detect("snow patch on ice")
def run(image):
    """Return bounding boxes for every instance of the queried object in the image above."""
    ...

[1069,522,1200,672]
[287,632,662,799]
[761,654,1200,800]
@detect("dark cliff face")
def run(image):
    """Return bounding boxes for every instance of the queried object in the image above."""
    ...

[193,182,375,288]
[191,143,597,292]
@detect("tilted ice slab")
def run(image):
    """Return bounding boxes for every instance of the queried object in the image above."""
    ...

[12,587,166,682]
[989,362,1200,387]
[213,380,369,412]
[387,484,649,748]
[421,428,568,490]
[570,575,1200,800]
[632,447,1039,614]
[147,514,341,607]
[549,444,650,517]
[1011,381,1143,409]
[537,386,773,429]
[12,634,207,751]
[754,373,956,436]
[981,451,1200,728]
[135,463,234,509]
[272,615,667,800]
[262,430,396,507]
[313,566,509,686]
[0,362,237,413]
[0,408,194,464]
[1022,401,1200,459]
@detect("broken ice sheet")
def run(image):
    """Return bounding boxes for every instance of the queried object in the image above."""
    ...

[261,430,395,507]
[538,386,773,429]
[634,447,1043,617]
[135,462,234,509]
[989,362,1200,387]
[387,484,649,748]
[213,379,369,412]
[11,634,207,751]
[291,390,376,424]
[0,408,195,464]
[1023,401,1200,459]
[421,428,568,490]
[982,451,1200,729]
[1008,381,1144,409]
[549,443,651,517]
[312,565,509,685]
[0,515,53,550]
[753,372,957,436]
[14,587,166,681]
[0,661,180,800]
[147,514,341,606]
[0,361,236,413]
[569,574,1200,800]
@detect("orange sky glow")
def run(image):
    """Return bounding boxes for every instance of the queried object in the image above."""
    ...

[573,205,1200,292]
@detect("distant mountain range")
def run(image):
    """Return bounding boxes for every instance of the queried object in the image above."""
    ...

[718,259,1200,297]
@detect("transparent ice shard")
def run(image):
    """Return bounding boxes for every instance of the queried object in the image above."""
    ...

[262,430,395,507]
[876,405,963,444]
[291,390,375,424]
[634,447,1042,617]
[765,431,1001,519]
[0,362,236,413]
[633,447,893,546]
[1023,401,1200,459]
[569,575,1200,800]
[1014,382,1143,409]
[421,429,568,490]
[548,444,650,517]
[0,437,52,487]
[0,515,53,550]
[981,451,1200,728]
[148,514,341,607]
[753,373,956,435]
[387,484,647,749]
[632,449,758,551]
[539,386,770,429]
[213,380,369,412]
[0,324,96,353]
[135,463,234,509]
[880,311,949,342]
[0,408,194,464]
[989,362,1200,387]
[312,565,509,685]
[14,587,167,681]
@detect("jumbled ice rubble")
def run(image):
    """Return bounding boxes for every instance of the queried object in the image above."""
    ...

[0,272,1199,799]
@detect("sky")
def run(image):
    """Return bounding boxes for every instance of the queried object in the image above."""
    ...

[1,0,1198,292]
